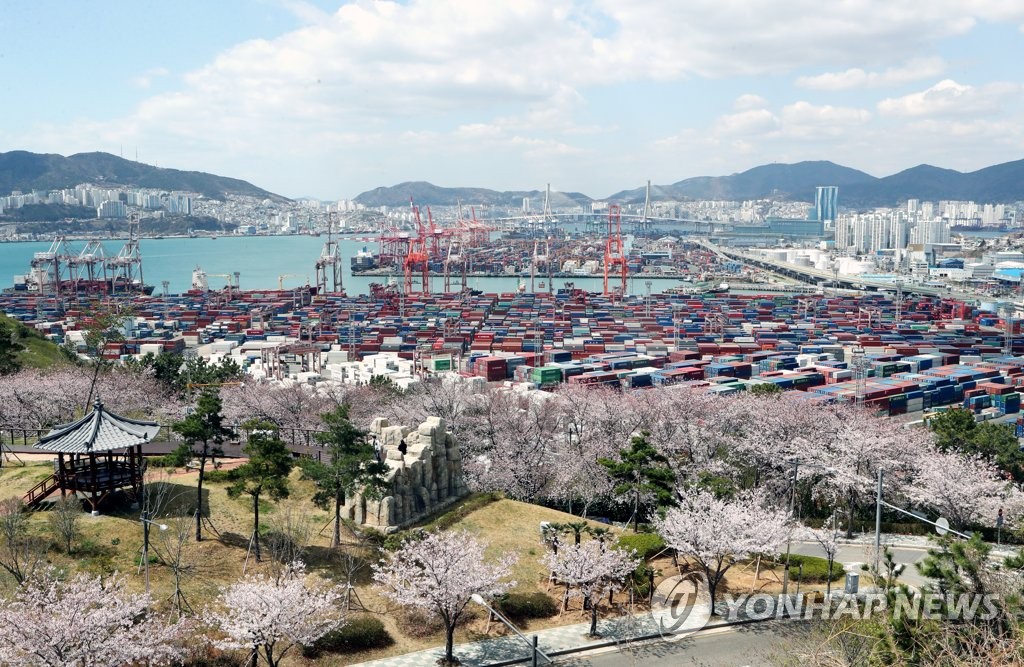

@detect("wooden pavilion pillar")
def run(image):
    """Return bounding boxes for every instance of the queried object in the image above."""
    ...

[129,445,138,497]
[88,451,98,511]
[105,451,114,498]
[57,453,66,498]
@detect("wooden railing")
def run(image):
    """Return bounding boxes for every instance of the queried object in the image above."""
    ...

[23,474,59,508]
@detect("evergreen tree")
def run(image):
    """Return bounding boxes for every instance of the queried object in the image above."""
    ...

[598,433,675,532]
[0,319,25,376]
[298,405,388,547]
[171,389,234,541]
[228,422,293,561]
[930,408,1024,482]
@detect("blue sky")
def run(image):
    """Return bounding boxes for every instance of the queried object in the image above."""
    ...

[1,1,1023,200]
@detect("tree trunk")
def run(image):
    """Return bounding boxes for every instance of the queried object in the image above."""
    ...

[253,491,261,562]
[846,489,856,539]
[589,594,598,636]
[195,447,207,542]
[333,488,342,548]
[707,567,721,616]
[826,555,833,598]
[633,491,640,533]
[444,620,456,664]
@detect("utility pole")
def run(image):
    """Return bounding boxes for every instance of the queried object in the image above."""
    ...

[874,469,883,578]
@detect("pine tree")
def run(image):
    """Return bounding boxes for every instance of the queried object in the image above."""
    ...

[598,433,675,532]
[171,389,234,541]
[228,422,293,561]
[298,405,388,547]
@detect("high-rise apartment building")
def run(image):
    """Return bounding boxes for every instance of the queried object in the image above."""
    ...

[815,186,839,222]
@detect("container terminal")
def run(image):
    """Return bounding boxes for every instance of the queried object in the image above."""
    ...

[5,205,1024,432]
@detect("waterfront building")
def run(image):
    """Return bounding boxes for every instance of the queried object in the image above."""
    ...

[815,186,839,222]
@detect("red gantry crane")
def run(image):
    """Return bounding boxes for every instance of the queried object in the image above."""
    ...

[403,202,430,294]
[603,204,628,296]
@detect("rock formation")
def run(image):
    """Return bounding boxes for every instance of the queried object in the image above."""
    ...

[340,416,469,531]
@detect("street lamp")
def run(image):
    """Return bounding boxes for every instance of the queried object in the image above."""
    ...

[782,457,828,594]
[469,594,552,666]
[140,512,168,594]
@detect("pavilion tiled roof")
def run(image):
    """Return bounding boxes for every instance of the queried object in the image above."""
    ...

[35,399,160,454]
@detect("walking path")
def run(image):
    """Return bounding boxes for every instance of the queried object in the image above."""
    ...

[350,604,716,667]
[352,534,1022,667]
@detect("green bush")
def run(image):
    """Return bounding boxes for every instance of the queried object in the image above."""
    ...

[628,563,657,599]
[203,468,238,483]
[497,592,558,620]
[301,616,394,658]
[785,554,844,583]
[615,533,666,560]
[422,492,502,531]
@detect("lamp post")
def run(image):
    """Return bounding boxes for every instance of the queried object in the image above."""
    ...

[873,469,972,580]
[140,512,168,594]
[469,594,551,666]
[782,457,828,594]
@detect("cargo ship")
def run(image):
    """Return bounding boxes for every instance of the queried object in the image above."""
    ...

[351,247,378,273]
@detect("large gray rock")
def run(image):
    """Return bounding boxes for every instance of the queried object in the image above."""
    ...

[344,415,468,532]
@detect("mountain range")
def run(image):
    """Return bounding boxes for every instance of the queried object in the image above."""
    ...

[3,150,1023,210]
[355,159,1024,209]
[0,151,286,202]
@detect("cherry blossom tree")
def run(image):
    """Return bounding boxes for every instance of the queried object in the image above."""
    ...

[373,530,517,665]
[204,561,345,667]
[543,539,639,637]
[909,446,1019,530]
[459,388,562,500]
[0,569,186,667]
[656,489,790,613]
[803,513,842,598]
[813,404,923,538]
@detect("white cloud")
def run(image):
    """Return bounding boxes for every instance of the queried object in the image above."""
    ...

[131,67,169,89]
[878,79,1023,117]
[17,0,1024,196]
[733,94,769,111]
[713,109,780,137]
[796,57,946,90]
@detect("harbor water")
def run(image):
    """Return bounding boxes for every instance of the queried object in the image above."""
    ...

[0,235,695,296]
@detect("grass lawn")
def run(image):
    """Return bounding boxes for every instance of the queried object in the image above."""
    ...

[0,460,838,666]
[1,313,70,370]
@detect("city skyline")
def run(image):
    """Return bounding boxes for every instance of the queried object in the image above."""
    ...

[1,1,1023,200]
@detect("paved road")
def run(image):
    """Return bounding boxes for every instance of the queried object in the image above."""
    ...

[556,620,802,667]
[790,541,931,589]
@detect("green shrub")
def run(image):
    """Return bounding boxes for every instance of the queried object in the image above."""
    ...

[497,592,558,620]
[785,555,844,583]
[301,616,393,658]
[203,469,238,483]
[421,492,502,532]
[615,533,666,560]
[628,563,657,599]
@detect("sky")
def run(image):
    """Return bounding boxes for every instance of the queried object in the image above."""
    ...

[1,1,1023,200]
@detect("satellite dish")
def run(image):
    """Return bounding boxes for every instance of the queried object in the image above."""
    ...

[935,517,950,536]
